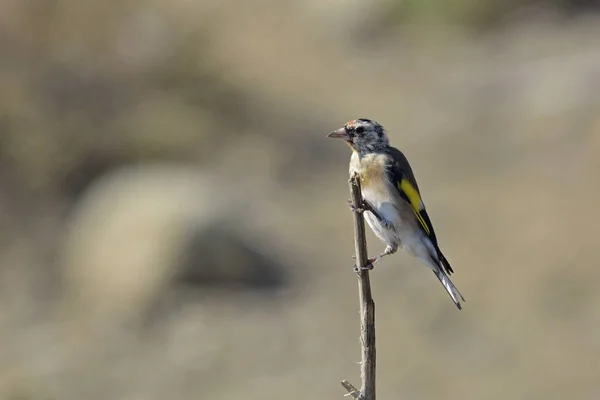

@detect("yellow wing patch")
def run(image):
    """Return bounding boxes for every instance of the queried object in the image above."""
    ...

[398,179,431,235]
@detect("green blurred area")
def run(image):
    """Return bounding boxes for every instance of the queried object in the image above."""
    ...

[386,0,594,28]
[1,0,600,399]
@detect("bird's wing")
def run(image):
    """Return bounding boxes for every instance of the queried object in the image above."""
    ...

[384,147,439,245]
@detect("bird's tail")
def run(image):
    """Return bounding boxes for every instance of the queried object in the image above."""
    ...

[433,267,465,310]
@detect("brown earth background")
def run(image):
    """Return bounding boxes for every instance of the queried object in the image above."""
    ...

[1,1,600,399]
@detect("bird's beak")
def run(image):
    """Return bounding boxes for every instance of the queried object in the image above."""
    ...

[327,127,351,141]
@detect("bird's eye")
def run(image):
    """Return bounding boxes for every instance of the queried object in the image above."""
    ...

[355,126,365,134]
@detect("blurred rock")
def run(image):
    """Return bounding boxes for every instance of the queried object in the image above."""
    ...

[176,224,288,291]
[60,163,289,330]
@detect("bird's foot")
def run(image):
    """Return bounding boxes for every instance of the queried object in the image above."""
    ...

[347,199,379,215]
[348,174,365,183]
[353,263,374,272]
[347,200,394,231]
[352,256,379,272]
[347,199,366,214]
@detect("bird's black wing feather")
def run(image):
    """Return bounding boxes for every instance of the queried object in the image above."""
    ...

[383,147,455,274]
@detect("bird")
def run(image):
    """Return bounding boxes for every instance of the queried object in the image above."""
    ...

[327,118,465,309]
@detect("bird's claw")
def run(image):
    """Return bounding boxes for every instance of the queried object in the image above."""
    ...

[352,257,377,272]
[348,175,365,183]
[347,199,369,214]
[353,264,374,273]
[347,199,363,213]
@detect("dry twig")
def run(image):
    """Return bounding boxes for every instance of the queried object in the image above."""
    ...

[341,173,376,400]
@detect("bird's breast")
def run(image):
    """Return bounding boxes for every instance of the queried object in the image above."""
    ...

[350,153,395,209]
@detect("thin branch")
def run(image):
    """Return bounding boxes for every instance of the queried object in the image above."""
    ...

[340,380,361,399]
[341,173,376,400]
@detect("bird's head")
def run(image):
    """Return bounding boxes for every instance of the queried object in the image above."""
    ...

[327,118,389,153]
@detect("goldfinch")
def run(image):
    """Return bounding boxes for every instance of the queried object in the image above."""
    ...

[328,118,465,309]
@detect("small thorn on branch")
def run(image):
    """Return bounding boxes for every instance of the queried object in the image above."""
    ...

[341,380,361,399]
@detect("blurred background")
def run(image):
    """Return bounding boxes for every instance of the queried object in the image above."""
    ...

[1,0,600,399]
